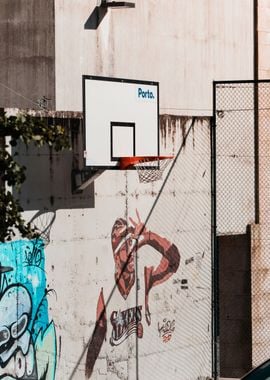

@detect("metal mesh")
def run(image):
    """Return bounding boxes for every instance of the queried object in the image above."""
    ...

[252,83,270,366]
[215,82,256,235]
[134,157,173,183]
[214,81,270,371]
[135,118,212,379]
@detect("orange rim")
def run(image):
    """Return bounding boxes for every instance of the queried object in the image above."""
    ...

[119,156,174,170]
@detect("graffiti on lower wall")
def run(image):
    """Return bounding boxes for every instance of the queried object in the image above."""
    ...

[0,239,57,380]
[110,305,144,346]
[158,318,176,343]
[85,209,180,378]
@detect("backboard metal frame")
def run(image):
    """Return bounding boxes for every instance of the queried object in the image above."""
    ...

[110,121,136,161]
[82,75,159,170]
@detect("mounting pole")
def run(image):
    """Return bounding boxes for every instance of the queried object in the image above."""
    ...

[72,169,105,194]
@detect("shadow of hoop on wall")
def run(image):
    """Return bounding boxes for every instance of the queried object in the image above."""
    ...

[28,210,56,247]
[13,118,95,211]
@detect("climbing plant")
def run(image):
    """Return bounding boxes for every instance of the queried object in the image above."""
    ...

[0,111,70,242]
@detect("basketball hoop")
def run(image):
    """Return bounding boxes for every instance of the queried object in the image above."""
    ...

[119,156,173,183]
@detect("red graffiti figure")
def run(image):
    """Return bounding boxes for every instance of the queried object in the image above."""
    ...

[85,210,180,378]
[111,209,180,325]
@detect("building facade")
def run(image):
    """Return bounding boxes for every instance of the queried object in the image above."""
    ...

[0,1,263,379]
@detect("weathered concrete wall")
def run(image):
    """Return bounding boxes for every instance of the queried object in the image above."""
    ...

[215,82,256,236]
[243,0,270,358]
[0,1,254,378]
[214,78,270,370]
[252,0,270,367]
[251,104,270,366]
[55,0,254,115]
[0,0,55,109]
[0,116,212,379]
[258,0,270,79]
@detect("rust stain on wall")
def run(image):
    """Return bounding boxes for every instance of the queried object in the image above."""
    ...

[160,115,210,152]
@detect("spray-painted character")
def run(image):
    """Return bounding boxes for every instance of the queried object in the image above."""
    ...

[85,209,180,378]
[0,240,57,380]
[0,284,37,379]
[111,209,180,325]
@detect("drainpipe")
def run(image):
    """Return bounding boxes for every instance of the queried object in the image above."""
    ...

[254,0,259,223]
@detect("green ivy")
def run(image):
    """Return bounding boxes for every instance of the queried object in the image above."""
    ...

[0,111,70,242]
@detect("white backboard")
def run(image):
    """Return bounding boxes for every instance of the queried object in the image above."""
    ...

[83,76,159,168]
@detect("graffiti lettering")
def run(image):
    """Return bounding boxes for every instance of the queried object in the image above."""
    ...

[158,318,175,343]
[110,306,143,346]
[0,239,57,380]
[24,243,44,268]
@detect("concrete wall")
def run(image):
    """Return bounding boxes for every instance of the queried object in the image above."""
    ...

[214,78,270,371]
[55,0,254,115]
[252,0,270,368]
[0,0,254,112]
[215,82,256,235]
[258,0,270,79]
[0,0,55,109]
[0,1,257,378]
[0,116,212,379]
[251,100,270,366]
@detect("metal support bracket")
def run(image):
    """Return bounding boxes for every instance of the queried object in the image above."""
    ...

[72,169,104,194]
[101,1,135,8]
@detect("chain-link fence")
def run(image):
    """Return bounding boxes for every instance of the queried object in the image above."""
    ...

[213,80,270,377]
[214,82,257,235]
[80,116,213,380]
[134,116,212,380]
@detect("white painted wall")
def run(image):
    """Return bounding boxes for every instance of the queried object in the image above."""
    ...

[251,98,270,366]
[7,117,211,380]
[0,1,256,378]
[249,1,270,366]
[215,84,256,235]
[52,1,252,376]
[258,0,270,79]
[55,0,253,115]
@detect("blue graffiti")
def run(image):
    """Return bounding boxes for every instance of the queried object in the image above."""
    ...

[0,239,57,379]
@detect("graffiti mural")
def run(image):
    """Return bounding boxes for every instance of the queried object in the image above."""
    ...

[0,239,57,379]
[158,318,176,343]
[110,305,144,346]
[85,210,180,378]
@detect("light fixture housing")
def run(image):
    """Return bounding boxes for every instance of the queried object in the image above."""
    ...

[101,1,135,8]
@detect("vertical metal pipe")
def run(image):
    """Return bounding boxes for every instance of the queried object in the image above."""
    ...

[211,83,219,379]
[254,0,258,82]
[254,0,259,223]
[135,243,139,380]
